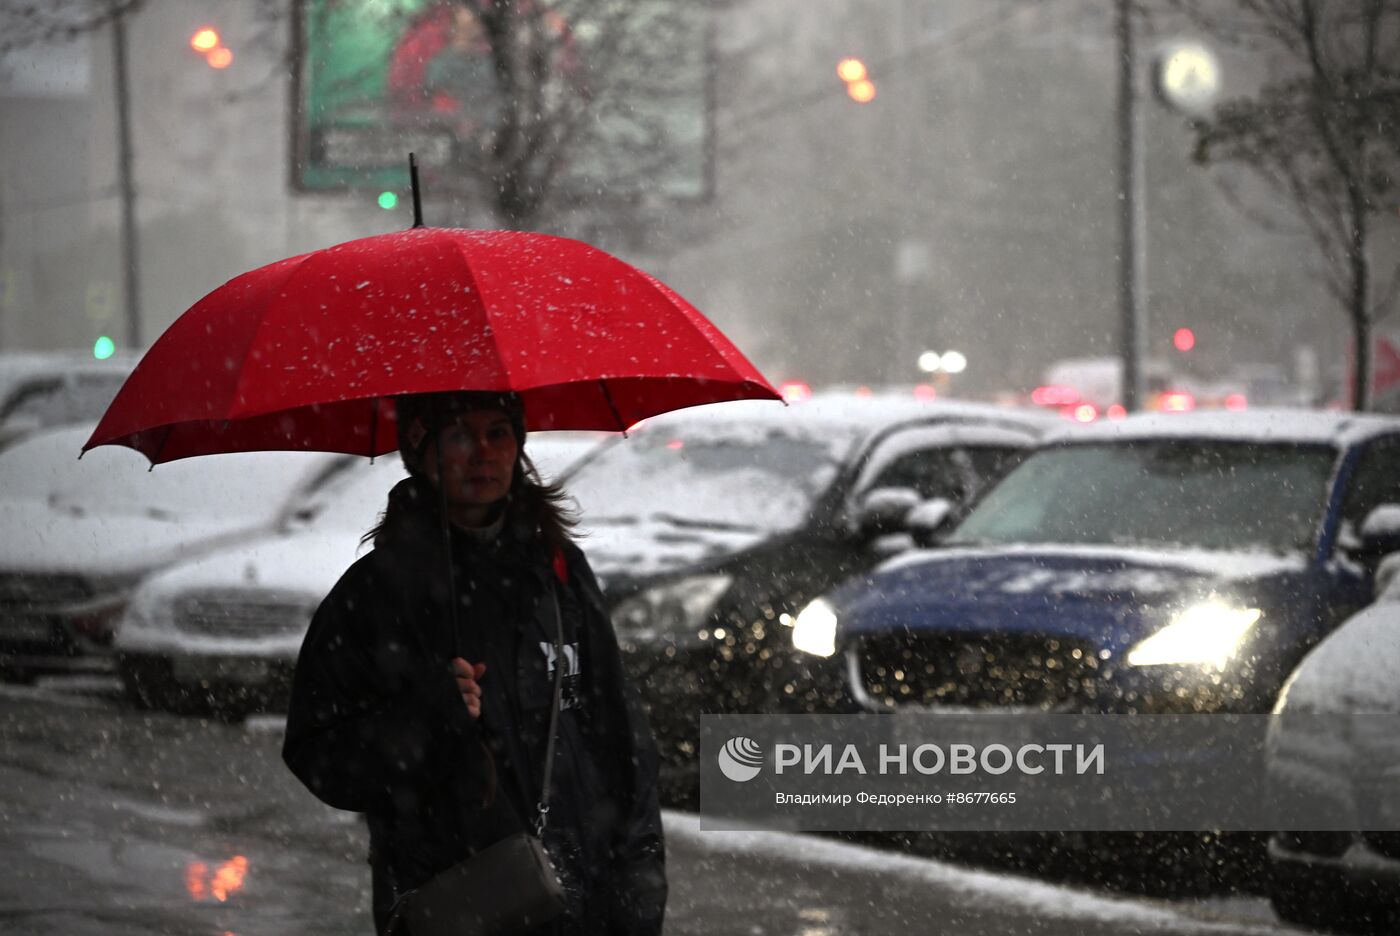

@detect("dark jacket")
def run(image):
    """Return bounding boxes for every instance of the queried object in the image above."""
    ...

[282,477,666,935]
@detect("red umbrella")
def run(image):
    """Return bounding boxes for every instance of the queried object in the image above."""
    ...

[84,227,779,463]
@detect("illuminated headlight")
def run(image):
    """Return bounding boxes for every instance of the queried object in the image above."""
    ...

[791,598,838,658]
[1126,601,1262,668]
[611,574,732,638]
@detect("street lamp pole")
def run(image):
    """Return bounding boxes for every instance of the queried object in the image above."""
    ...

[112,2,142,350]
[1116,0,1146,412]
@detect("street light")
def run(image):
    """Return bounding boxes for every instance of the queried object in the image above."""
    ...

[1155,41,1221,115]
[190,27,220,53]
[190,26,232,69]
[836,58,867,83]
[837,57,876,103]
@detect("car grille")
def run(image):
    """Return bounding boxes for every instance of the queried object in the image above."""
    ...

[848,631,1103,711]
[173,590,314,640]
[0,573,93,609]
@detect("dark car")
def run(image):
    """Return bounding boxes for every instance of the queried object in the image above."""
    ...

[565,394,1055,792]
[792,411,1400,720]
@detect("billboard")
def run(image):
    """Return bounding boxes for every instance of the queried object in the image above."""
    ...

[292,0,711,202]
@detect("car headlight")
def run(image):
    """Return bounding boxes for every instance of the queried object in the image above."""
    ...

[611,574,732,638]
[1126,601,1262,668]
[791,598,838,658]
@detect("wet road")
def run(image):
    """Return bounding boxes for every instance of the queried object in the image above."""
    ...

[0,679,1298,935]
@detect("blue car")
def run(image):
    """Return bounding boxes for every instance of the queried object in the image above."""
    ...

[789,411,1400,716]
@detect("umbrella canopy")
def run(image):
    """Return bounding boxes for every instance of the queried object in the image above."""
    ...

[85,228,779,464]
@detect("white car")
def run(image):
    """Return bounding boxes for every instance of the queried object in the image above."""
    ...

[0,426,343,676]
[1266,553,1400,932]
[0,350,136,450]
[115,433,607,712]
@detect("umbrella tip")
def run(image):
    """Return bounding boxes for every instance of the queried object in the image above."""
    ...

[409,153,424,229]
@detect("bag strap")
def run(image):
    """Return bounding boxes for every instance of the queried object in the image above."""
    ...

[535,548,568,836]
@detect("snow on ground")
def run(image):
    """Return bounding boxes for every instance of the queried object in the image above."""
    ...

[664,813,1291,934]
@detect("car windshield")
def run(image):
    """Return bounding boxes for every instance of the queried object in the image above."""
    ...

[946,440,1339,554]
[568,421,857,532]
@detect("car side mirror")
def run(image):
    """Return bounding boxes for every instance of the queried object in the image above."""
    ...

[907,497,955,547]
[1358,504,1400,561]
[855,487,922,539]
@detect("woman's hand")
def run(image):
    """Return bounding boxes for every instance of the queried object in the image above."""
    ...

[451,657,487,719]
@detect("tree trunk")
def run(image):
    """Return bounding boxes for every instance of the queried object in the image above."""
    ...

[1348,186,1372,411]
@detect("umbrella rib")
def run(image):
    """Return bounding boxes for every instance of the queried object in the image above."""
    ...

[148,425,173,469]
[444,237,515,389]
[368,396,379,462]
[598,380,628,436]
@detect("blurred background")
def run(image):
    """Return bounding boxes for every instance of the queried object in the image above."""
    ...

[3,0,1397,415]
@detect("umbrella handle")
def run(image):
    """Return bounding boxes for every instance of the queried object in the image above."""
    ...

[435,433,460,659]
[409,153,424,229]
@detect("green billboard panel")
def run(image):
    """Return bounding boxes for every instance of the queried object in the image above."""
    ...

[293,0,711,201]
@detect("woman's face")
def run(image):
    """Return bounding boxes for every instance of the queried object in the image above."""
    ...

[424,408,519,510]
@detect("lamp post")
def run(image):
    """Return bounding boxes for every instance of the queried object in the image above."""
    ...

[1116,0,1146,412]
[112,3,141,350]
[1117,0,1219,412]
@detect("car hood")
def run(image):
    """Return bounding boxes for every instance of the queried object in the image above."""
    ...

[0,499,271,578]
[134,527,367,603]
[578,516,770,585]
[828,544,1307,648]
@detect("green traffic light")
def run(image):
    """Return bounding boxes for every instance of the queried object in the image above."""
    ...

[93,336,116,360]
[377,191,398,210]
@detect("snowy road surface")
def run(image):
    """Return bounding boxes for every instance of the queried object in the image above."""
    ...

[0,678,1299,935]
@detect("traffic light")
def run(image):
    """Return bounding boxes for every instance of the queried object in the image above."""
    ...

[378,192,399,211]
[837,58,876,103]
[1174,327,1196,352]
[93,336,116,360]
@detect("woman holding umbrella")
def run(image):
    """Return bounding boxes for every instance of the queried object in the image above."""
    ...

[282,390,667,935]
[85,223,777,932]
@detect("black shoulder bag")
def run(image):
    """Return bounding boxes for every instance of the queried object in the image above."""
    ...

[398,583,570,936]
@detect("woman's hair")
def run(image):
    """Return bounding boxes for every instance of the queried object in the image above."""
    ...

[507,450,581,551]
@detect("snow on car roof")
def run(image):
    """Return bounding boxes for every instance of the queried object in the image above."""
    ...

[631,394,1056,440]
[0,349,137,380]
[1,425,341,521]
[1046,408,1400,448]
